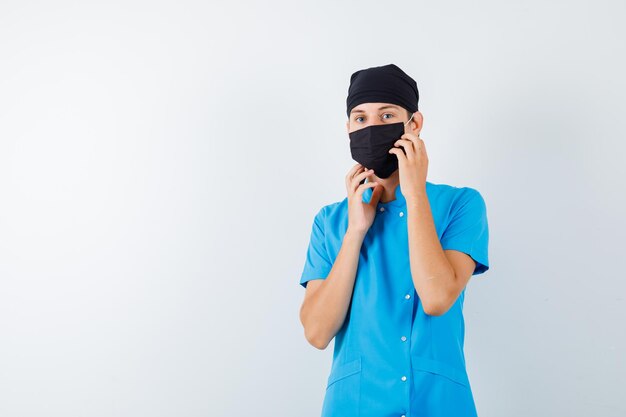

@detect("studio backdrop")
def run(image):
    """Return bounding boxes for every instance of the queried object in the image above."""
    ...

[0,1,624,416]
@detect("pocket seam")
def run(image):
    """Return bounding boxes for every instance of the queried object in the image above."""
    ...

[326,357,362,388]
[411,355,470,387]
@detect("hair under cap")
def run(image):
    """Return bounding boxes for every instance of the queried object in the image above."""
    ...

[346,63,419,118]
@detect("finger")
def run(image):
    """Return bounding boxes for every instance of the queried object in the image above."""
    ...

[400,133,422,150]
[346,166,365,191]
[349,163,364,178]
[354,166,368,180]
[347,169,370,196]
[368,183,384,208]
[416,138,426,156]
[354,181,378,200]
[346,163,364,182]
[350,169,375,194]
[413,136,423,150]
[389,147,408,165]
[392,140,414,162]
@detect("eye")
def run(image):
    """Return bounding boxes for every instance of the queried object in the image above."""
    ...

[382,113,394,120]
[355,116,364,123]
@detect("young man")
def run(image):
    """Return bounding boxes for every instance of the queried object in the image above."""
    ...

[298,63,490,417]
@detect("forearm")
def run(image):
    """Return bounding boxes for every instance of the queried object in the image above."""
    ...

[301,229,364,349]
[405,188,456,316]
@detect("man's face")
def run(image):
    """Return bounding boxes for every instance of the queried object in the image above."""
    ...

[346,102,422,136]
[345,102,423,183]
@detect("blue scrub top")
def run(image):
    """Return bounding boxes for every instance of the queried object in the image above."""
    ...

[299,180,490,417]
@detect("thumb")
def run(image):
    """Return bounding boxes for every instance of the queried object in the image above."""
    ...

[369,183,384,208]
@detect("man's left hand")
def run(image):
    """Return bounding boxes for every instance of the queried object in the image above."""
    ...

[388,132,429,199]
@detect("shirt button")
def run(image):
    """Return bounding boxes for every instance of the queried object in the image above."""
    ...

[401,375,407,381]
[399,211,404,217]
[405,293,411,299]
[379,207,385,212]
[401,336,407,342]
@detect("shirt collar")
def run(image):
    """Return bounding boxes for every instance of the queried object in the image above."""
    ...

[362,181,432,208]
[362,181,406,208]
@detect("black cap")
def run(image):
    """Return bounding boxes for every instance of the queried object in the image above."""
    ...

[346,63,419,118]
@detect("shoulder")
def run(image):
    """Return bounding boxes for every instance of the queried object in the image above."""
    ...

[427,181,485,207]
[310,197,349,237]
[316,198,347,223]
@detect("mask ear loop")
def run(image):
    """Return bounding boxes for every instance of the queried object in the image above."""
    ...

[404,112,415,126]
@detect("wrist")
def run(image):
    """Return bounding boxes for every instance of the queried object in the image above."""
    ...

[345,228,367,241]
[406,187,427,204]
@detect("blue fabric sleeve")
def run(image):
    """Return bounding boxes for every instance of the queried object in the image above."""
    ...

[440,188,490,276]
[299,207,333,288]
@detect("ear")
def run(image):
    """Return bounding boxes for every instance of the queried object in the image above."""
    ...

[346,120,350,134]
[411,111,423,135]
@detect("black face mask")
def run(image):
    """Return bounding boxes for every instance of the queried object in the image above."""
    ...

[349,114,414,179]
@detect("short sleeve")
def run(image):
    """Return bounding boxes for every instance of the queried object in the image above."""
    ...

[440,188,490,276]
[299,207,333,288]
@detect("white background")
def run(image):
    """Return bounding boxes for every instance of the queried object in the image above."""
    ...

[1,1,625,416]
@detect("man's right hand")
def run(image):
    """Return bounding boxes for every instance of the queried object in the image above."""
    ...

[345,163,383,235]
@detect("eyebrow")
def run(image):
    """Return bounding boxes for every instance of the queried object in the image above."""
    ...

[350,105,401,114]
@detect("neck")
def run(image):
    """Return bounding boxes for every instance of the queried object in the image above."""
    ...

[375,171,400,203]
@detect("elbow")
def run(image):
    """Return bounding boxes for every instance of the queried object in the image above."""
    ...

[299,298,334,350]
[422,298,451,317]
[422,280,457,316]
[304,328,331,350]
[300,310,331,350]
[423,304,445,317]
